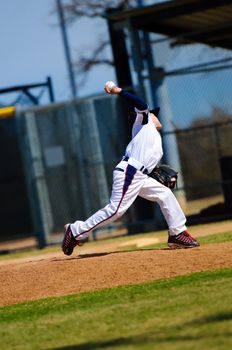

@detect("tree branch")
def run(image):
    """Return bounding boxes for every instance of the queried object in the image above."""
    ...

[74,39,114,74]
[55,0,135,86]
[62,0,136,21]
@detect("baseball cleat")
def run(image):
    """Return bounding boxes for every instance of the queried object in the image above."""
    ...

[62,224,83,256]
[168,231,200,249]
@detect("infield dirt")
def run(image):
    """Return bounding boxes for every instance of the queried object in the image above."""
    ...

[1,221,232,307]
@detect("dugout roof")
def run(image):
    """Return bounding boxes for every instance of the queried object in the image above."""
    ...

[106,0,232,50]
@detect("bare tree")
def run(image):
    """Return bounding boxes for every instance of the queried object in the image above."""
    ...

[61,0,135,21]
[58,0,136,84]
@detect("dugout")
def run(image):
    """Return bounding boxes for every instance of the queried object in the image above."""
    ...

[0,78,54,242]
[220,156,232,211]
[106,0,232,55]
[0,109,33,239]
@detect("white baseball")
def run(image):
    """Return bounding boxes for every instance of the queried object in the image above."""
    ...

[105,81,115,91]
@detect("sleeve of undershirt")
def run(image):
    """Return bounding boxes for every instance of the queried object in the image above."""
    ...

[119,90,148,111]
[119,89,149,125]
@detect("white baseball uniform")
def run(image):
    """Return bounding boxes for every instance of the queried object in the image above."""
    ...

[70,91,187,240]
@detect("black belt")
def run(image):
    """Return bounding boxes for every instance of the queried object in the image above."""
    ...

[122,156,149,174]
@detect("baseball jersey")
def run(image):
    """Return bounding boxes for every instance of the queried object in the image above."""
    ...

[125,109,163,172]
[119,90,163,172]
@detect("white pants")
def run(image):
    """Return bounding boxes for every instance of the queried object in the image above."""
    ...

[71,160,187,240]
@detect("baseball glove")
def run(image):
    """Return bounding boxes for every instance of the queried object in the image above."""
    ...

[148,164,178,189]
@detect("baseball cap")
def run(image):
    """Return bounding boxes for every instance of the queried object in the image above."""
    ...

[150,107,160,116]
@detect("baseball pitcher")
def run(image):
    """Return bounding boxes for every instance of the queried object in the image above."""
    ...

[62,82,200,255]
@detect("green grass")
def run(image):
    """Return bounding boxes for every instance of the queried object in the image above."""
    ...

[1,269,232,350]
[119,230,232,251]
[198,231,232,244]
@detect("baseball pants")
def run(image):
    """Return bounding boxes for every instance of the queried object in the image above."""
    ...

[70,160,187,240]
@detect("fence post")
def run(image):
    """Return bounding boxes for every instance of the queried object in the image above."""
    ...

[23,111,54,247]
[65,102,93,219]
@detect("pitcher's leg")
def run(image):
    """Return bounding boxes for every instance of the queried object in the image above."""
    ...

[70,202,121,241]
[71,165,146,240]
[139,177,186,235]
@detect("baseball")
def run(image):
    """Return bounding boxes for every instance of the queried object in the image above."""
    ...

[105,80,116,91]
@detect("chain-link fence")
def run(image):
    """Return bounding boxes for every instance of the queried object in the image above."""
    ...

[17,95,130,246]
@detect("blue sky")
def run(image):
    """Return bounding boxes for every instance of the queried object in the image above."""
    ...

[0,0,115,105]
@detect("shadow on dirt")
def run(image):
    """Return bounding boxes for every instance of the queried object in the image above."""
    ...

[51,247,174,261]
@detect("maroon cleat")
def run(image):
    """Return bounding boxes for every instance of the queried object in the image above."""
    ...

[168,230,200,249]
[62,224,83,256]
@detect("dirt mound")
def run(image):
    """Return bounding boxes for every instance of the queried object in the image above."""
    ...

[1,241,232,307]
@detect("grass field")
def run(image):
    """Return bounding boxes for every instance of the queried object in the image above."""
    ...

[0,223,232,350]
[1,269,231,350]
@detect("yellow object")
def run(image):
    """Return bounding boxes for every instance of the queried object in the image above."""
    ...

[0,106,16,119]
